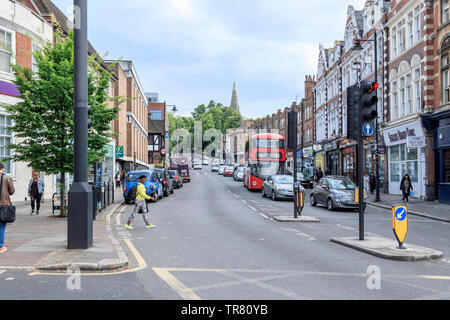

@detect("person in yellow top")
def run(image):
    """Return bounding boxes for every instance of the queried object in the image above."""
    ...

[126,175,156,230]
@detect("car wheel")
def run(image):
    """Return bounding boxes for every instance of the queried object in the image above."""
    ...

[327,198,334,211]
[310,195,317,207]
[262,188,266,198]
[125,198,131,205]
[171,187,174,194]
[272,191,277,201]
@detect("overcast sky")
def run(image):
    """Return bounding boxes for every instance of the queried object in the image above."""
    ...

[53,0,366,119]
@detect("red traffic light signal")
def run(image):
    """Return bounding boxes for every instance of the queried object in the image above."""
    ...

[368,82,379,93]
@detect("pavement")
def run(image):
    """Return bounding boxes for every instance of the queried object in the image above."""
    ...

[367,193,450,223]
[0,190,127,271]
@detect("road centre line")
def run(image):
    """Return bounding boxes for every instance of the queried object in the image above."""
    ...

[116,205,127,226]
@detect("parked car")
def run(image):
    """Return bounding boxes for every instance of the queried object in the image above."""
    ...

[169,170,183,189]
[123,170,161,204]
[310,176,364,211]
[297,172,314,189]
[262,175,303,201]
[211,163,220,172]
[202,158,209,166]
[233,166,244,181]
[223,166,234,177]
[218,165,226,175]
[154,168,174,197]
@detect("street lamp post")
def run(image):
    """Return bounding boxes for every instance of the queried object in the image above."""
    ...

[68,0,93,249]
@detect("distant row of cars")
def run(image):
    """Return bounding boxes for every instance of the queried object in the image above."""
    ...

[213,163,245,181]
[123,167,187,205]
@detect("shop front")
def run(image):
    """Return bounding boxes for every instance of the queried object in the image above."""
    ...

[314,144,324,172]
[340,140,357,183]
[324,141,340,176]
[421,109,450,204]
[383,120,426,198]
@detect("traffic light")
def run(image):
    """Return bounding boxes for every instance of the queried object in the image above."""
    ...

[347,85,361,140]
[361,80,379,122]
[287,110,298,150]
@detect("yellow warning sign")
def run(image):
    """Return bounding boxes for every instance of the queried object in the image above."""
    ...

[392,205,408,249]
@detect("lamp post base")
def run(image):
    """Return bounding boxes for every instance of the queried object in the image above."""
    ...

[68,182,93,249]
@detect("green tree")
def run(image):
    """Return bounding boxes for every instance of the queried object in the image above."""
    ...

[3,30,120,216]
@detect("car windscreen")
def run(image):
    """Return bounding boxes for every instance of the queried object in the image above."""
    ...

[274,176,294,184]
[237,167,244,172]
[329,179,356,190]
[225,167,234,170]
[127,173,150,182]
[168,171,177,178]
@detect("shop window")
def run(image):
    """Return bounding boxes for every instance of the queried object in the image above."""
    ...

[443,149,450,183]
[390,145,400,162]
[406,161,419,183]
[407,147,418,161]
[390,163,400,182]
[0,115,12,174]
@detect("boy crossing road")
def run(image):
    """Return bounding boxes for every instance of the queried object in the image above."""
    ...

[125,175,156,230]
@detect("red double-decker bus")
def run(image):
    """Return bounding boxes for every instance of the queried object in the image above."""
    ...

[243,133,287,190]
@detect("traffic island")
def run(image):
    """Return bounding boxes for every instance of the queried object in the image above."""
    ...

[273,216,320,223]
[330,236,443,261]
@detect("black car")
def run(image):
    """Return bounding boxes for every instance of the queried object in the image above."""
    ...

[169,170,183,189]
[154,168,174,197]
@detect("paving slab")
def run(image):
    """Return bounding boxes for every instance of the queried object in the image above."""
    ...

[0,191,128,271]
[330,236,444,261]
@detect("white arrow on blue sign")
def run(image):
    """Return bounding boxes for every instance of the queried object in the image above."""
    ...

[362,122,374,137]
[395,207,407,221]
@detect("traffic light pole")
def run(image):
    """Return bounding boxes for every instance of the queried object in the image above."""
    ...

[68,0,93,249]
[374,34,381,203]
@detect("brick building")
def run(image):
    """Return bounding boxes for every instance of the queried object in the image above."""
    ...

[105,60,149,172]
[421,0,450,204]
[147,95,170,166]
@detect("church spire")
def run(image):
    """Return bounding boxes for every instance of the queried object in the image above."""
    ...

[230,82,240,113]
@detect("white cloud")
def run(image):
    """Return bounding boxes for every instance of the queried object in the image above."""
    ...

[53,0,371,118]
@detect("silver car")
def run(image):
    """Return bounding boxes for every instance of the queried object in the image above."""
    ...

[234,167,244,181]
[310,176,364,211]
[218,165,226,175]
[262,175,302,201]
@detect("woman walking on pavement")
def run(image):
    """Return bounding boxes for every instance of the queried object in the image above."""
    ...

[125,175,156,230]
[28,172,44,215]
[400,173,413,203]
[0,162,15,255]
[369,172,376,195]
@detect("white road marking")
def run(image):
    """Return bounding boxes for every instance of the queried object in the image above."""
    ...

[248,205,257,211]
[5,278,14,281]
[241,200,247,204]
[0,270,5,276]
[257,212,270,220]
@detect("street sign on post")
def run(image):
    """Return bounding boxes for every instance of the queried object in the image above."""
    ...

[392,205,408,249]
[362,122,374,137]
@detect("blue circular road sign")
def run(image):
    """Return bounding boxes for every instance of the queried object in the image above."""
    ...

[394,207,407,222]
[362,123,374,137]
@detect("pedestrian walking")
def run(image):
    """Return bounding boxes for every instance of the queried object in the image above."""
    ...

[400,174,413,203]
[115,170,121,190]
[369,173,376,195]
[317,167,323,180]
[0,162,15,255]
[125,175,156,230]
[121,170,127,189]
[28,172,44,215]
